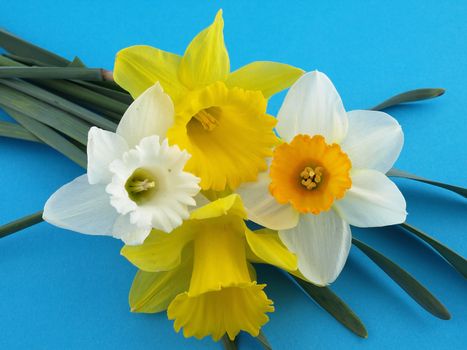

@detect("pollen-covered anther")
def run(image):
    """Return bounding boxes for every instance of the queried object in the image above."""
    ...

[194,109,219,131]
[300,166,324,190]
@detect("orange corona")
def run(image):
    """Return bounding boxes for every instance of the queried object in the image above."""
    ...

[269,134,352,214]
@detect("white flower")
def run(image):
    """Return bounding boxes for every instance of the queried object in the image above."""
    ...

[237,71,407,286]
[43,83,200,245]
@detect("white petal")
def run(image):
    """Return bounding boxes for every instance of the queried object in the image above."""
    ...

[341,110,403,173]
[333,169,407,227]
[43,175,118,236]
[276,71,348,143]
[236,169,299,230]
[87,127,128,185]
[112,215,151,245]
[117,82,175,148]
[279,211,351,286]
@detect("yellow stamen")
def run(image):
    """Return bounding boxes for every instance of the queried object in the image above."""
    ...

[300,166,323,190]
[193,108,218,131]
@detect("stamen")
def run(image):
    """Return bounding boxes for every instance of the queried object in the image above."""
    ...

[127,179,156,193]
[194,109,218,131]
[300,166,324,190]
[125,168,158,204]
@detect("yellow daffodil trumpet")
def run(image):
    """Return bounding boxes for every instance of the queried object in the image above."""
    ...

[121,194,297,341]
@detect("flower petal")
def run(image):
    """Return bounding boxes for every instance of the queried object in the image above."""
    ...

[189,194,246,221]
[114,45,185,100]
[129,249,193,313]
[245,228,297,271]
[112,214,151,246]
[178,10,229,88]
[226,61,304,98]
[236,169,299,230]
[333,169,407,227]
[341,110,403,173]
[279,210,351,286]
[276,71,348,143]
[116,83,175,148]
[43,175,118,236]
[121,225,195,272]
[87,127,128,185]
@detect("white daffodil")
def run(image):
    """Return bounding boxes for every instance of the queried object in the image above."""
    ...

[237,71,407,286]
[43,83,200,245]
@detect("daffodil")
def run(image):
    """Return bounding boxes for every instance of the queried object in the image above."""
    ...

[114,10,304,191]
[121,194,297,340]
[237,71,407,286]
[43,83,200,245]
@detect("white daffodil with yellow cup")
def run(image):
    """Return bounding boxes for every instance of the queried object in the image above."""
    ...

[43,83,200,245]
[237,71,407,286]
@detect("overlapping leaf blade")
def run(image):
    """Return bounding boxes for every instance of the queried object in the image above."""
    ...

[292,275,368,338]
[399,223,467,278]
[352,238,451,320]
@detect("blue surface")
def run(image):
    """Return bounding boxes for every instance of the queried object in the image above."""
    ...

[1,1,466,349]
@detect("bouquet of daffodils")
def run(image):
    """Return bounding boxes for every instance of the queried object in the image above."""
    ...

[0,10,465,349]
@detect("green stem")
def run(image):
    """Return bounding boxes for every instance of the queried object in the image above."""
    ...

[0,211,44,239]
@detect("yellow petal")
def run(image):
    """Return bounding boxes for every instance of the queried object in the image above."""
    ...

[114,45,186,100]
[167,81,279,191]
[129,249,193,313]
[168,283,273,341]
[189,193,246,221]
[226,61,304,98]
[121,226,194,272]
[178,10,230,88]
[245,228,298,271]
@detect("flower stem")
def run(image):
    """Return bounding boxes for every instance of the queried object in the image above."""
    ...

[0,211,44,239]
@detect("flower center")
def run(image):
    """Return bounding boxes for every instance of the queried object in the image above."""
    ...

[125,168,158,205]
[300,166,324,190]
[192,107,219,131]
[269,134,352,214]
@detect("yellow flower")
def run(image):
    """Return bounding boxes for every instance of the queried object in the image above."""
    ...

[114,10,304,191]
[121,194,297,341]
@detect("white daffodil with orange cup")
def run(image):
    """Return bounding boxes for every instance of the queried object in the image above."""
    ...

[237,71,407,286]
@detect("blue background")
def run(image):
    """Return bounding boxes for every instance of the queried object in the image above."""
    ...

[1,1,466,349]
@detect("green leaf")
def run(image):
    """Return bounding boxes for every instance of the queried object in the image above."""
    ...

[0,79,117,131]
[399,223,467,279]
[3,106,87,167]
[0,54,129,117]
[291,275,368,338]
[0,211,44,239]
[221,335,237,350]
[36,79,129,116]
[352,238,451,320]
[256,331,272,350]
[3,53,49,67]
[0,28,70,66]
[387,168,466,198]
[68,56,86,67]
[72,80,133,105]
[371,88,445,111]
[0,120,41,142]
[0,67,106,80]
[0,84,90,145]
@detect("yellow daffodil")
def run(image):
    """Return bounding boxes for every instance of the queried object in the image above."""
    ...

[114,10,304,191]
[121,194,297,341]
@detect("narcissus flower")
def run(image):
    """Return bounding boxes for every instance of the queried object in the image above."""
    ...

[114,10,303,191]
[121,194,297,340]
[43,83,200,245]
[237,71,407,286]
